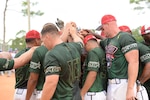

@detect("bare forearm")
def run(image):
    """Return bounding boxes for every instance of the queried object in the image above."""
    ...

[81,71,97,95]
[26,79,37,100]
[41,75,58,100]
[139,64,150,84]
[60,30,69,42]
[71,33,83,44]
[13,47,37,69]
[41,82,56,100]
[14,57,30,69]
[128,62,139,89]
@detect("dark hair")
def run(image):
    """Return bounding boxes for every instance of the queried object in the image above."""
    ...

[25,38,36,43]
[41,23,59,35]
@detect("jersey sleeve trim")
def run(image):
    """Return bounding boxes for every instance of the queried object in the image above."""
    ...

[45,66,61,75]
[140,53,150,63]
[121,43,138,53]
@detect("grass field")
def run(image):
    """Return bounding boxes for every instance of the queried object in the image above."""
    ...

[0,72,15,100]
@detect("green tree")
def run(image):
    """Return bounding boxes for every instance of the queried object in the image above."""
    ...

[21,1,44,17]
[10,30,26,51]
[10,0,44,50]
[132,26,144,42]
[21,0,44,30]
[130,0,150,11]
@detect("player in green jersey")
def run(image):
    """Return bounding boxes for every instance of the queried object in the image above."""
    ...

[140,25,150,48]
[40,22,83,100]
[14,30,41,100]
[140,25,150,98]
[26,45,48,100]
[26,22,75,100]
[120,25,149,99]
[26,21,71,100]
[99,14,139,100]
[136,42,150,100]
[81,34,107,100]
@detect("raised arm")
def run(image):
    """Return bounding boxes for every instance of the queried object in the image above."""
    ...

[69,22,83,44]
[0,47,38,71]
[13,46,38,69]
[60,23,71,42]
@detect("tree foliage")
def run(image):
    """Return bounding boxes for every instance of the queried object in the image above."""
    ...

[132,26,144,42]
[10,30,26,51]
[130,0,150,10]
[21,1,44,17]
[9,1,44,51]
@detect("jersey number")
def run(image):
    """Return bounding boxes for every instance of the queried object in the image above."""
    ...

[67,58,80,83]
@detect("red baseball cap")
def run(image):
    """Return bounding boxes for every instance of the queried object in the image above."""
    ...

[83,34,97,45]
[96,14,116,31]
[101,14,116,25]
[119,25,132,34]
[25,30,41,39]
[140,25,150,35]
[95,25,102,31]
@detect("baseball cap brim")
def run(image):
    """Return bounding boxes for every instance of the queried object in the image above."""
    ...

[95,25,102,31]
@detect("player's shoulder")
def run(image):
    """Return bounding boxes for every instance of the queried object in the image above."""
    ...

[118,32,133,39]
[137,42,150,50]
[15,48,27,57]
[117,32,136,44]
[90,47,105,56]
[35,45,48,52]
[68,42,83,49]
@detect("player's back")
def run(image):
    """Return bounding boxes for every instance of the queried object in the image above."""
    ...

[44,42,82,100]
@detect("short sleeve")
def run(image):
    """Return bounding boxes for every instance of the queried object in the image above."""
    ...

[44,51,61,76]
[138,42,150,65]
[118,33,138,54]
[29,49,41,73]
[87,50,100,72]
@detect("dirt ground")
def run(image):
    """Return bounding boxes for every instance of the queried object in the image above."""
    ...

[0,72,15,100]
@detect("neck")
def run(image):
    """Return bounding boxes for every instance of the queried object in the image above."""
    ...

[51,38,63,49]
[108,28,120,38]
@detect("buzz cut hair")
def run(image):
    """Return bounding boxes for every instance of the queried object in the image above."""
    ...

[41,23,59,35]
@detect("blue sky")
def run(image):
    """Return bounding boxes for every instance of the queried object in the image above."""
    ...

[0,0,150,42]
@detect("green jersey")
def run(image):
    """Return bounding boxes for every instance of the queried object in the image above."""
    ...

[100,32,138,79]
[44,42,83,100]
[82,47,107,92]
[141,41,150,48]
[0,58,14,71]
[138,42,150,95]
[29,45,48,90]
[15,48,30,89]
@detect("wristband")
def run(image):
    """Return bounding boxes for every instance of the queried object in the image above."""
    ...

[136,80,142,86]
